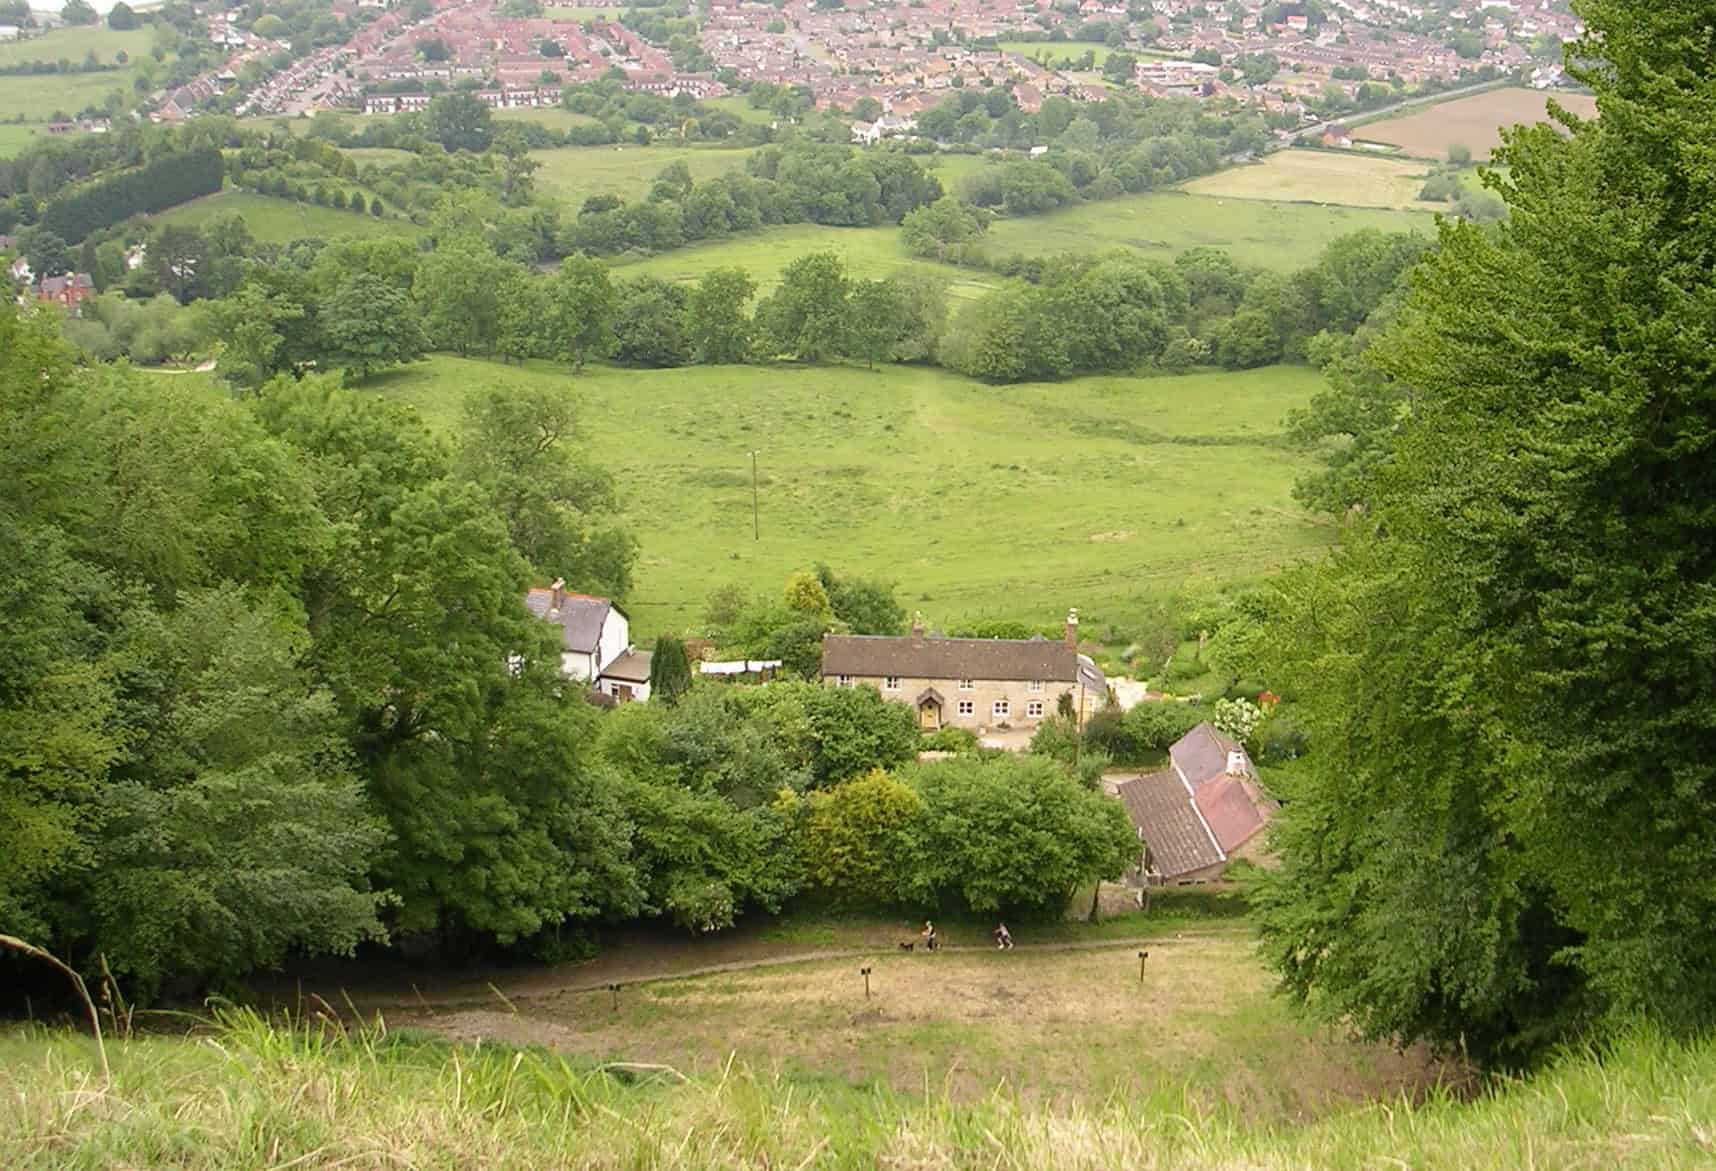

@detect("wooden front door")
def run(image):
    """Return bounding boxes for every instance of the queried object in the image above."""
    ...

[918,700,941,730]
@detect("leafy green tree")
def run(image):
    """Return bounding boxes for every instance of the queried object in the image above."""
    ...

[905,755,1137,911]
[818,566,905,636]
[844,278,905,368]
[422,91,493,152]
[546,253,616,370]
[322,271,426,379]
[495,277,553,363]
[801,684,918,787]
[648,634,693,705]
[1256,0,1716,1065]
[612,275,692,367]
[686,266,755,363]
[107,0,138,28]
[86,590,388,996]
[794,770,926,905]
[60,0,98,26]
[19,226,72,279]
[455,381,636,596]
[755,251,849,361]
[413,240,515,357]
[899,197,989,263]
[886,267,950,364]
[1305,229,1428,334]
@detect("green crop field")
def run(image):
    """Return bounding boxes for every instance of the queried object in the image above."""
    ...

[615,224,994,299]
[153,192,421,244]
[983,191,1436,270]
[371,355,1333,639]
[530,143,758,207]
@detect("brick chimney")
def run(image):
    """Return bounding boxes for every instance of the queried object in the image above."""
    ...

[1064,607,1079,649]
[550,577,566,616]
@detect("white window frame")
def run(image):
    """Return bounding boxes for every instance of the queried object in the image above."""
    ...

[957,699,974,717]
[992,699,1010,720]
[1027,679,1044,693]
[1027,700,1045,718]
[884,675,901,691]
[837,674,853,687]
[957,678,974,690]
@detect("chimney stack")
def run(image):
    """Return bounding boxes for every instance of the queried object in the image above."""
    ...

[1065,608,1079,649]
[550,577,566,615]
[911,610,925,642]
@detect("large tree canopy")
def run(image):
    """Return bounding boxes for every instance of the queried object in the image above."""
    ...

[1254,1,1716,1067]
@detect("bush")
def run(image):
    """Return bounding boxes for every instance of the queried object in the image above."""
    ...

[922,725,979,753]
[1122,701,1206,755]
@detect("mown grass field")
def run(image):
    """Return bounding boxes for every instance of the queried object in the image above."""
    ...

[1183,149,1442,211]
[530,142,757,206]
[998,40,1113,66]
[370,355,1333,639]
[983,191,1435,270]
[702,94,779,126]
[615,223,993,299]
[1356,85,1598,159]
[153,191,420,243]
[494,106,601,131]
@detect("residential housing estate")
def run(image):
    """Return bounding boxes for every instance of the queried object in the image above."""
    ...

[820,610,1107,732]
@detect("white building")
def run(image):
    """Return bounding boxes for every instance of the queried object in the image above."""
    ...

[524,580,653,702]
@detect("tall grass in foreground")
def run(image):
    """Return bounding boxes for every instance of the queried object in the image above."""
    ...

[1,1008,1710,1169]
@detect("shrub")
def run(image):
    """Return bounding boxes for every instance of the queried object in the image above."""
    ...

[922,725,979,753]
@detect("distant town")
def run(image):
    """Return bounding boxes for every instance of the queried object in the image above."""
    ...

[5,0,1583,136]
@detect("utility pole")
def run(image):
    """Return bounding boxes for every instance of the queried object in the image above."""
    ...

[750,450,759,541]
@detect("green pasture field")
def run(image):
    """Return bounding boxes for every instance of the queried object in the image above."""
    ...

[615,224,994,300]
[153,191,420,244]
[0,123,39,157]
[983,190,1436,270]
[530,143,757,206]
[0,68,137,122]
[371,355,1333,639]
[0,24,153,68]
[702,94,778,126]
[343,146,416,166]
[494,106,601,131]
[998,40,1112,66]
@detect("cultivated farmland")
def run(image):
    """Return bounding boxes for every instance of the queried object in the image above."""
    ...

[1182,149,1443,211]
[1357,86,1599,160]
[372,355,1333,639]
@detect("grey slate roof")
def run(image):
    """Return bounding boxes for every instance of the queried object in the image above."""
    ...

[820,634,1078,683]
[524,588,614,654]
[1115,769,1225,879]
[1171,721,1243,785]
[603,647,653,684]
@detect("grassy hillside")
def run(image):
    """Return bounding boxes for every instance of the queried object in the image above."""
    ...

[1,1014,1707,1168]
[982,191,1436,270]
[371,356,1333,639]
[153,192,421,243]
[0,26,154,123]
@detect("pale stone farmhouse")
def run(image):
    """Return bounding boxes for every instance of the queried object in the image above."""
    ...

[819,610,1107,731]
[524,579,653,702]
[1115,723,1276,883]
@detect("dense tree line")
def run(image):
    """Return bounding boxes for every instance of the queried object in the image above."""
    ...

[1247,0,1716,1068]
[40,148,224,244]
[0,304,1132,997]
[565,144,941,256]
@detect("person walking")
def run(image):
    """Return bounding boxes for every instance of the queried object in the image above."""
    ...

[922,920,939,952]
[993,922,1013,950]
